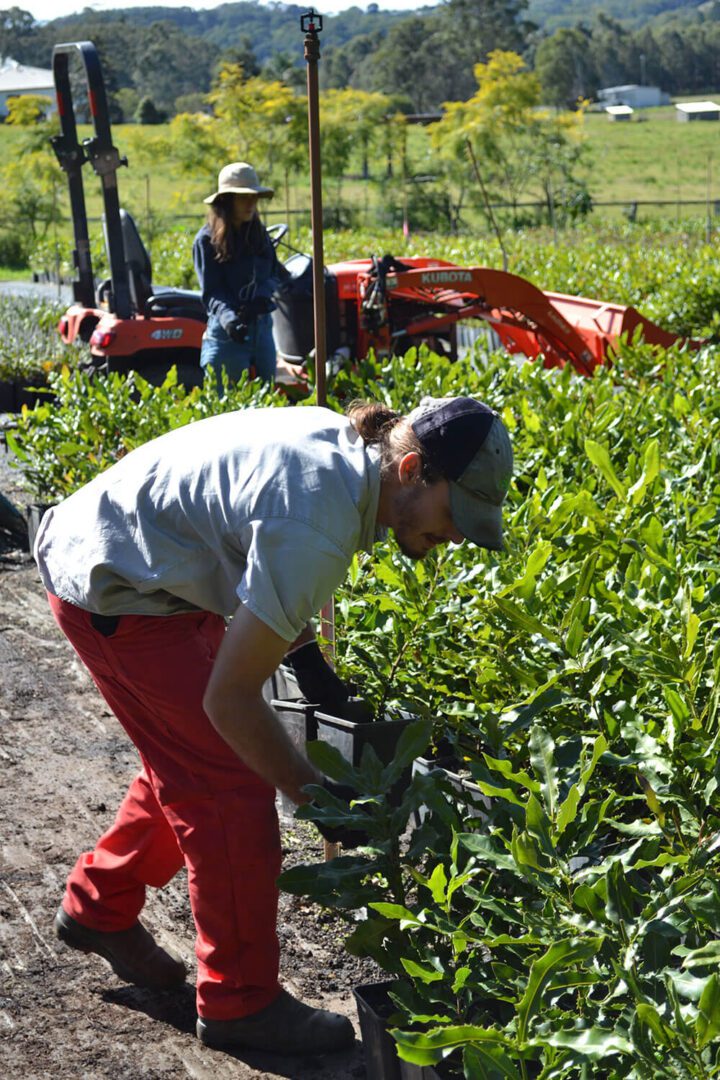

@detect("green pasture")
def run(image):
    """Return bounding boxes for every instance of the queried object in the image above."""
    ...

[584,107,720,209]
[5,100,720,236]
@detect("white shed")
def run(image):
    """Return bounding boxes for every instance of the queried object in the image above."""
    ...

[598,85,670,109]
[0,58,55,118]
[606,105,633,121]
[675,101,720,122]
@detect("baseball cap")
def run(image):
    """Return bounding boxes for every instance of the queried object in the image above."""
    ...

[408,397,513,550]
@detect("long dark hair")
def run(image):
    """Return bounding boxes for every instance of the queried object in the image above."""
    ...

[207,194,269,263]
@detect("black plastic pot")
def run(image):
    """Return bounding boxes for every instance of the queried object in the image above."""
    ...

[262,663,303,706]
[354,983,447,1080]
[0,379,16,413]
[15,382,54,410]
[412,745,491,827]
[353,981,402,1080]
[400,1064,443,1079]
[314,703,413,768]
[25,502,54,553]
[271,697,318,820]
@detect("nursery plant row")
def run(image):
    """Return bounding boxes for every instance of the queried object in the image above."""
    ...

[6,327,720,1077]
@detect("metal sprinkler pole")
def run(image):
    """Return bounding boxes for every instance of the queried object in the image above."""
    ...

[301,13,338,862]
[301,9,327,408]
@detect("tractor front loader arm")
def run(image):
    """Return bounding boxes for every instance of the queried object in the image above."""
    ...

[384,266,598,376]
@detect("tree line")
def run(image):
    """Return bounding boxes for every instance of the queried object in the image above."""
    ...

[2,1,720,120]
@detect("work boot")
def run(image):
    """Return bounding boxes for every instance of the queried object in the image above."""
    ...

[196,989,355,1055]
[54,905,186,989]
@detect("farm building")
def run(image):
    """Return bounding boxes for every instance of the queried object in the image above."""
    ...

[598,84,670,109]
[675,101,720,122]
[0,57,54,118]
[606,105,634,122]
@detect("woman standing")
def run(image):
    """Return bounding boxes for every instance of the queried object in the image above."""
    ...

[193,162,283,389]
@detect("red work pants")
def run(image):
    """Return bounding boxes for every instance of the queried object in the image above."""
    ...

[48,593,281,1020]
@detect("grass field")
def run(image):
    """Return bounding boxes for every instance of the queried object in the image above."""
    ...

[3,96,720,272]
[583,105,720,208]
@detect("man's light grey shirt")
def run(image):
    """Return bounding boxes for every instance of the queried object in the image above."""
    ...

[35,407,382,642]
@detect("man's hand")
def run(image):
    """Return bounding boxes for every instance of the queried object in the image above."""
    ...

[285,640,349,712]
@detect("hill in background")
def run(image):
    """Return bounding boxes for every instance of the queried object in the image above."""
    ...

[2,0,718,118]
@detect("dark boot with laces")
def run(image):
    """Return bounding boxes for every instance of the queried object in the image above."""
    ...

[54,905,186,989]
[196,988,355,1055]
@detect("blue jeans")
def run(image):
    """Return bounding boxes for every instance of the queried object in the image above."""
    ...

[200,313,277,393]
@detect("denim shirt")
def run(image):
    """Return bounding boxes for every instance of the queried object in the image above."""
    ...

[193,224,283,324]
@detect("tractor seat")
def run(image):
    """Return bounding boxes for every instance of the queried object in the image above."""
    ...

[115,209,207,322]
[145,288,207,322]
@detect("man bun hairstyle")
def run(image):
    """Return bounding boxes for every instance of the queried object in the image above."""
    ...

[346,401,398,444]
[347,400,442,483]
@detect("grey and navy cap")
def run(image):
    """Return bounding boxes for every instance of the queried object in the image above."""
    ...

[408,397,513,551]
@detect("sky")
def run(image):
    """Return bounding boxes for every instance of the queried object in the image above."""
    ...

[24,0,427,23]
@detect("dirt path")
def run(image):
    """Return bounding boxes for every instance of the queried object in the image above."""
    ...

[0,446,377,1079]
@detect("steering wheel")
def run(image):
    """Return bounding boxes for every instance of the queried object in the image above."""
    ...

[267,223,289,248]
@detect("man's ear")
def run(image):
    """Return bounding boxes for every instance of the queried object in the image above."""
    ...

[398,451,423,485]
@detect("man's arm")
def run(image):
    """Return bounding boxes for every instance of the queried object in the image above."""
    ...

[203,605,321,805]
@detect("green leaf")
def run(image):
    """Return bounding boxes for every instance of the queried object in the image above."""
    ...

[457,834,520,874]
[605,860,636,924]
[529,725,558,820]
[663,687,691,727]
[428,863,448,905]
[696,973,720,1048]
[565,616,585,657]
[585,438,627,501]
[510,829,544,873]
[369,902,424,925]
[556,783,582,835]
[382,718,433,775]
[628,437,660,505]
[391,1024,513,1066]
[580,734,608,788]
[682,941,720,969]
[492,597,561,645]
[542,1025,634,1060]
[634,1003,674,1047]
[401,957,445,984]
[517,938,603,1043]
[525,793,554,855]
[374,561,405,589]
[481,755,540,794]
[572,881,607,923]
[463,1042,521,1079]
[305,738,359,786]
[637,773,666,827]
[683,612,700,660]
[278,855,372,901]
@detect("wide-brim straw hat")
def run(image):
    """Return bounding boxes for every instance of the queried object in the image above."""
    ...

[204,162,274,204]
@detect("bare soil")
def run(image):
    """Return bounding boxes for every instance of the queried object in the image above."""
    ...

[0,439,381,1080]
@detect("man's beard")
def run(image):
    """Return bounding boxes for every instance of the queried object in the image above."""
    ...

[391,485,429,561]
